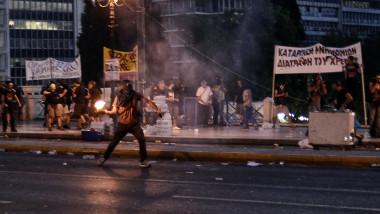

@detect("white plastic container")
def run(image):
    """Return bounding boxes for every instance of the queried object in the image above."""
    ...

[156,112,172,136]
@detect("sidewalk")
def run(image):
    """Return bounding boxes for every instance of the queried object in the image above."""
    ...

[0,120,379,168]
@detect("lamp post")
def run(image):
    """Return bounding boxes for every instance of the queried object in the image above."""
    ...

[91,0,124,59]
[91,0,125,101]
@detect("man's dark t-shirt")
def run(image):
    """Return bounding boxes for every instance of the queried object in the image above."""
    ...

[89,87,102,104]
[45,88,61,105]
[4,89,17,106]
[346,63,360,79]
[236,86,246,104]
[275,86,288,105]
[74,86,86,105]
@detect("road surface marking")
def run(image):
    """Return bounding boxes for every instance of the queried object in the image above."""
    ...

[172,195,380,212]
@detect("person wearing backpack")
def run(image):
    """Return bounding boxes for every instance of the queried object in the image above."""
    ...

[97,79,163,168]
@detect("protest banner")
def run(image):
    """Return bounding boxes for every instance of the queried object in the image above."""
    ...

[51,57,81,79]
[26,57,81,81]
[274,43,362,74]
[25,58,52,81]
[103,46,138,81]
[104,58,120,81]
[271,42,367,124]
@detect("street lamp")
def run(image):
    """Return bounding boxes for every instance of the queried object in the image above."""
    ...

[91,0,126,100]
[91,0,125,59]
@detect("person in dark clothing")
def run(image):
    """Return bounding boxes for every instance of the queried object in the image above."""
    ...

[367,77,377,126]
[334,81,363,144]
[334,81,356,110]
[344,56,361,99]
[97,79,163,168]
[88,81,102,121]
[369,76,380,137]
[13,84,24,121]
[273,82,295,129]
[58,81,72,129]
[72,80,86,129]
[41,81,55,127]
[177,82,186,116]
[1,82,21,132]
[0,82,6,105]
[165,80,180,129]
[212,84,222,126]
[44,83,66,131]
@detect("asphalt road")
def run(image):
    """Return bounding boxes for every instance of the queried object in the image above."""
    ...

[0,152,380,214]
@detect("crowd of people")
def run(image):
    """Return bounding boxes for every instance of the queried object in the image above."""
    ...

[39,79,103,131]
[2,54,380,140]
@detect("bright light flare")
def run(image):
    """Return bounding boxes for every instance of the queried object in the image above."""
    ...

[95,100,106,110]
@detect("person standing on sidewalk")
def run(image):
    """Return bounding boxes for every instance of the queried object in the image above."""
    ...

[165,80,180,130]
[44,83,66,131]
[234,80,246,117]
[196,80,212,127]
[333,81,363,144]
[72,80,87,130]
[58,81,72,129]
[97,79,163,168]
[241,89,258,130]
[88,81,102,122]
[345,56,361,99]
[1,82,21,132]
[211,84,222,126]
[272,82,295,130]
[308,73,327,112]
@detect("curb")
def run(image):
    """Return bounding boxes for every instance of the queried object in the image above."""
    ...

[1,133,301,146]
[1,144,379,168]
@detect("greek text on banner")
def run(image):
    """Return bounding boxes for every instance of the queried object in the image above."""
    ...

[274,43,362,74]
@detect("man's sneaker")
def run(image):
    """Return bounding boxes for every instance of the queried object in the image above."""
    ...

[139,161,151,168]
[58,126,65,131]
[97,157,106,167]
[48,127,53,131]
[172,126,181,130]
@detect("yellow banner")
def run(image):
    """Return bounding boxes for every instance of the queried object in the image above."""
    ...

[103,46,138,73]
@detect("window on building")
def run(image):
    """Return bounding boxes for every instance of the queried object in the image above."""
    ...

[0,32,4,48]
[41,2,46,11]
[31,1,36,11]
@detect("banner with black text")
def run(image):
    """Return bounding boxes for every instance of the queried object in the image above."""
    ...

[26,57,82,81]
[274,43,362,74]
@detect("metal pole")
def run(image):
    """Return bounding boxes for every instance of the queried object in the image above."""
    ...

[109,1,116,104]
[361,67,367,125]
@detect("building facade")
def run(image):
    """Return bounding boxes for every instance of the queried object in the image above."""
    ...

[7,0,83,86]
[298,0,380,45]
[0,0,9,81]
